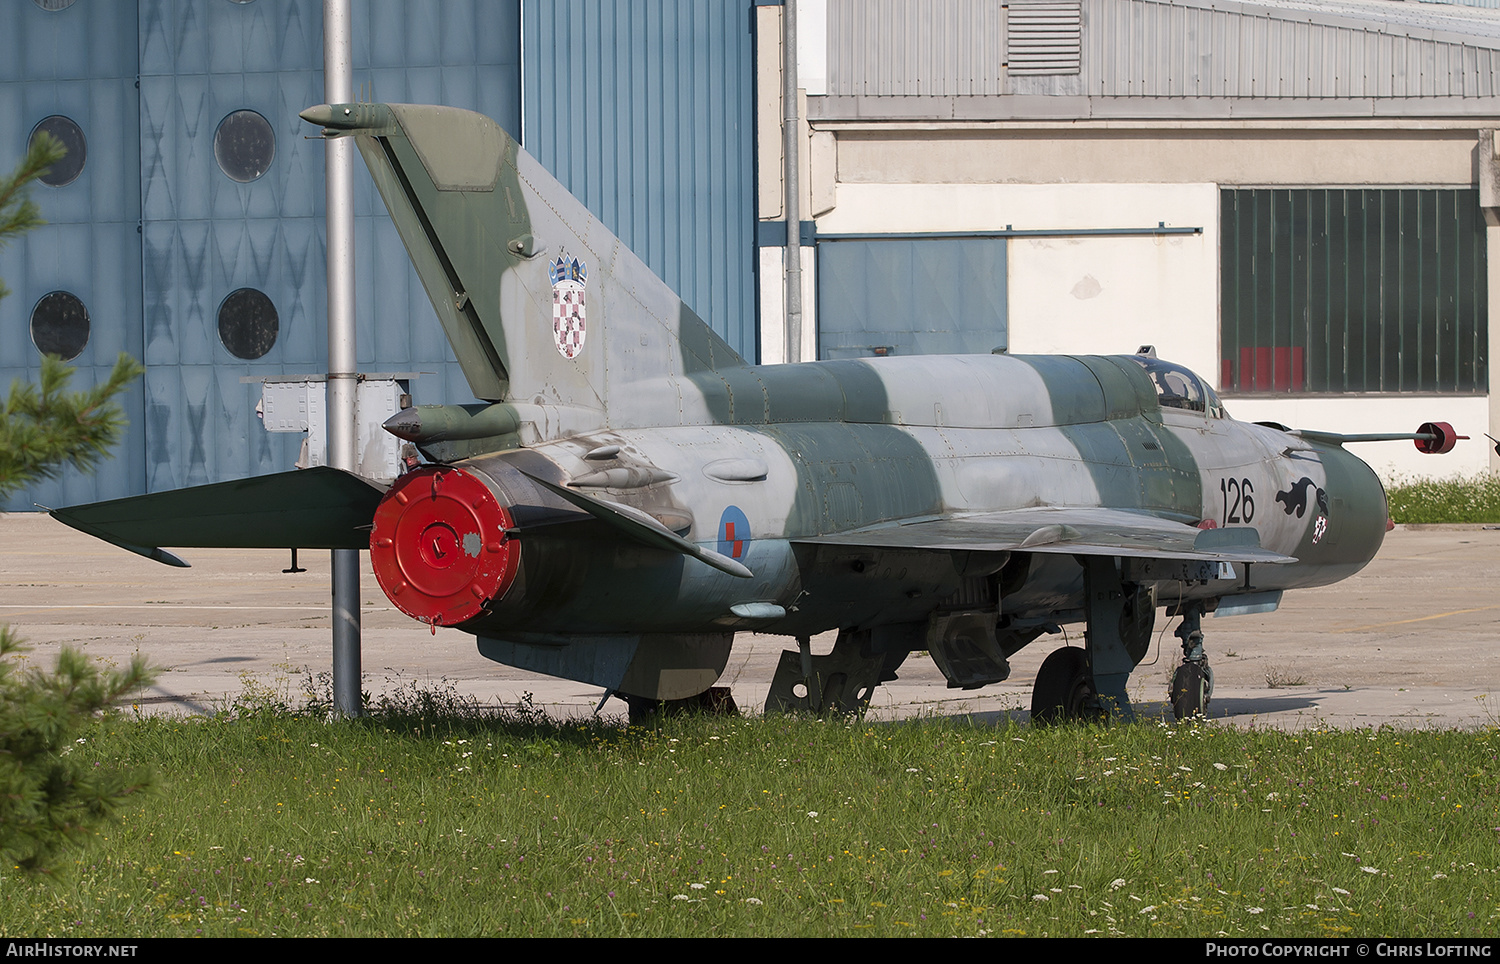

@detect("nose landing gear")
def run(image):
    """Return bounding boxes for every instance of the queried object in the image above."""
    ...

[1169,601,1214,721]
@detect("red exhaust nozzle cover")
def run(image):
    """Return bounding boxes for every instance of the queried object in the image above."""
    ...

[370,466,519,626]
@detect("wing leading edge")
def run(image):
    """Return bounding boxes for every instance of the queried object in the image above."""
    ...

[792,507,1295,564]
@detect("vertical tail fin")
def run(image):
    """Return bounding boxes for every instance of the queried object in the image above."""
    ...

[301,103,744,423]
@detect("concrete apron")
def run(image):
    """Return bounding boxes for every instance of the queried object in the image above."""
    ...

[3,513,1498,731]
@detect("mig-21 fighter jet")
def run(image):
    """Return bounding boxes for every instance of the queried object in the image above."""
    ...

[52,103,1464,723]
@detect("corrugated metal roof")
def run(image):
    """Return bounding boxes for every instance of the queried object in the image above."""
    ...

[1088,0,1500,98]
[1244,0,1500,39]
[822,0,1500,103]
[827,0,1006,96]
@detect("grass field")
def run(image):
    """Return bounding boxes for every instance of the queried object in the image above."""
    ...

[3,695,1499,938]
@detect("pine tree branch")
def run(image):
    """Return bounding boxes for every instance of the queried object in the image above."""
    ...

[0,353,144,499]
[0,131,65,255]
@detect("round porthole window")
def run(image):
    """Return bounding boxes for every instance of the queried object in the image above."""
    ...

[33,0,78,11]
[30,291,90,360]
[218,288,279,359]
[29,116,86,187]
[213,110,275,183]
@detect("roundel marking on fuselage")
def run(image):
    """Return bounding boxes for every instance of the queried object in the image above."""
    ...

[717,505,751,560]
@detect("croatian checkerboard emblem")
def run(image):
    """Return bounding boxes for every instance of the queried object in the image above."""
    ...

[550,253,587,360]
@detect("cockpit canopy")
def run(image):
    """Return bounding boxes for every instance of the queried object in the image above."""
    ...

[1131,355,1227,419]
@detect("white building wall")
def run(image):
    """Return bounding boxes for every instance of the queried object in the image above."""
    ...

[1228,396,1492,480]
[818,181,1221,384]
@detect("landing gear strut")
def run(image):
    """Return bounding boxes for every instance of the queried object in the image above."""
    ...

[765,628,909,715]
[1029,558,1153,724]
[1169,601,1214,721]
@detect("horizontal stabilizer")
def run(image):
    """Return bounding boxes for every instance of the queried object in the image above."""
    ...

[521,472,752,579]
[795,507,1294,565]
[51,467,387,564]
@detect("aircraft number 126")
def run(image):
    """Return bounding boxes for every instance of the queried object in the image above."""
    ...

[1219,477,1255,525]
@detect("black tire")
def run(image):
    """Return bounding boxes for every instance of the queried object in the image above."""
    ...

[1031,647,1101,725]
[625,687,738,725]
[1170,661,1212,721]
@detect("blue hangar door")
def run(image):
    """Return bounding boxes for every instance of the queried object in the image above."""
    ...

[523,0,758,361]
[816,238,1008,360]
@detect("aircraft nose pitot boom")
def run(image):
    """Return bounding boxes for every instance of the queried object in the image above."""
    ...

[369,466,521,629]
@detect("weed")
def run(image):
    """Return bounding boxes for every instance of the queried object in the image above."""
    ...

[1386,473,1500,524]
[225,670,297,718]
[371,674,484,721]
[1265,666,1309,688]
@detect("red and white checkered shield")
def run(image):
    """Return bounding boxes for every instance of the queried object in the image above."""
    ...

[552,280,586,360]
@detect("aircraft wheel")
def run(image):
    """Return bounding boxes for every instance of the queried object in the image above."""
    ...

[1030,647,1103,725]
[1170,661,1213,721]
[625,687,738,726]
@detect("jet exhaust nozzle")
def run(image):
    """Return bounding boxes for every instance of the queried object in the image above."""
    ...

[369,466,520,627]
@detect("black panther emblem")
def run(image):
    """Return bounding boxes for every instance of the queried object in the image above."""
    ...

[1275,477,1327,518]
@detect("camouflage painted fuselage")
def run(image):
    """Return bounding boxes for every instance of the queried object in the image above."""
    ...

[438,351,1385,644]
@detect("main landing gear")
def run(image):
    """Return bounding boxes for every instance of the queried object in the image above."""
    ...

[1029,557,1154,725]
[1030,646,1103,725]
[764,628,902,715]
[623,687,738,726]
